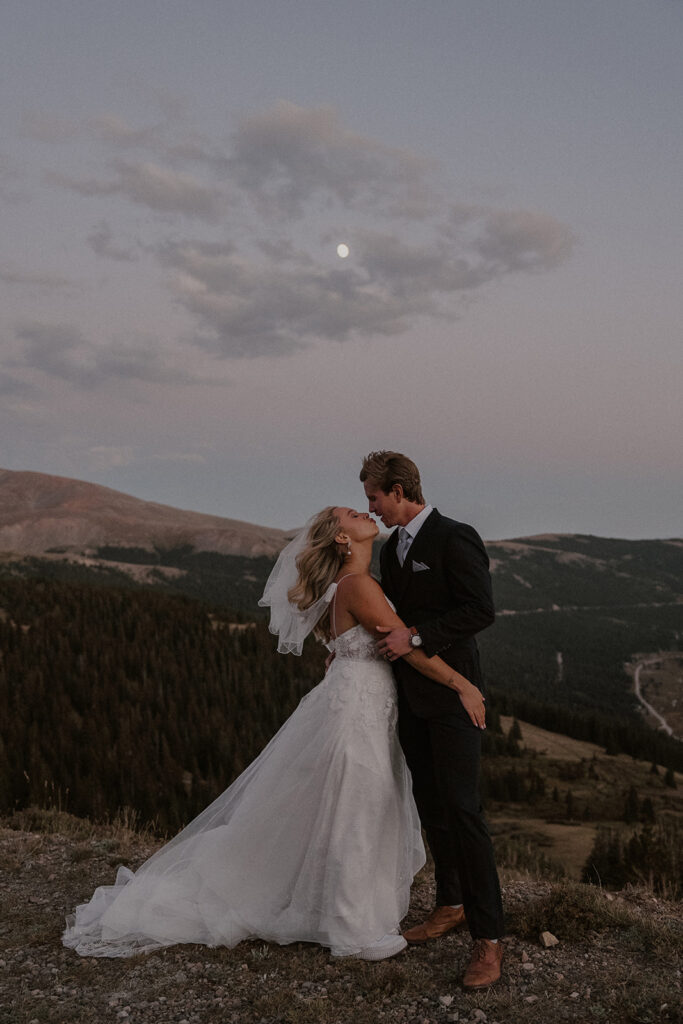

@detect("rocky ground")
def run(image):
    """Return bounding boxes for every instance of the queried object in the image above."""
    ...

[1,810,681,1024]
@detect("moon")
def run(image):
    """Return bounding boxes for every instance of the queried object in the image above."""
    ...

[336,243,350,259]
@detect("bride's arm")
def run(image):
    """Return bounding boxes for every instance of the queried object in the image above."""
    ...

[340,576,486,729]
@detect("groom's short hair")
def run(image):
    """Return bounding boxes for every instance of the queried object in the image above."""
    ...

[360,451,425,504]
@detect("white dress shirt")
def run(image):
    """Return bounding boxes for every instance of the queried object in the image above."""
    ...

[396,504,433,566]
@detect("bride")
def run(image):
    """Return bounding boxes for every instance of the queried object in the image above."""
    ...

[63,507,486,960]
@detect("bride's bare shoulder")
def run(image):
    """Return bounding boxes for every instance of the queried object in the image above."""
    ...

[337,573,393,613]
[336,572,383,595]
[336,572,399,629]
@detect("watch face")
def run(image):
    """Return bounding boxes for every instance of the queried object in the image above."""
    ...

[411,634,422,647]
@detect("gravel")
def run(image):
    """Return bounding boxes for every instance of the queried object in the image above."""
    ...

[1,822,681,1024]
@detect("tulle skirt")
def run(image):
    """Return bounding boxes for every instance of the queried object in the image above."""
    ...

[63,655,425,957]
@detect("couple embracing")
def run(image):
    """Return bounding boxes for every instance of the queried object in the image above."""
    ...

[64,451,505,990]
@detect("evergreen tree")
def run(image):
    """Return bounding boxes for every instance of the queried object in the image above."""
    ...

[584,822,681,898]
[623,785,640,824]
[505,729,521,757]
[604,733,621,756]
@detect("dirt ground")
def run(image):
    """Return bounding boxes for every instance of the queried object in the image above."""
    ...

[1,814,681,1024]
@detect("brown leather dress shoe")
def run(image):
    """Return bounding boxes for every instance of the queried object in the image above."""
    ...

[462,938,504,990]
[402,905,466,943]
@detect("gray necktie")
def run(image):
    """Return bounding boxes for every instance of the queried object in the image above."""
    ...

[397,527,411,567]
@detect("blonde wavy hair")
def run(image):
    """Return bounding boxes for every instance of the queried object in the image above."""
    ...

[288,506,345,642]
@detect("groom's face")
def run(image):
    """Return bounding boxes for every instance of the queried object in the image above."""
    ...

[363,479,400,528]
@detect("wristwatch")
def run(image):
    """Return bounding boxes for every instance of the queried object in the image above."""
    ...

[409,626,423,648]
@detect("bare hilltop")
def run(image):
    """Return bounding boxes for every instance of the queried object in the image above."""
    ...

[0,469,291,560]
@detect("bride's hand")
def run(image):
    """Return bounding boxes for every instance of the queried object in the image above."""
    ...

[455,681,487,730]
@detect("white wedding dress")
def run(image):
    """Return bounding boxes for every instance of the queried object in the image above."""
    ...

[63,607,425,958]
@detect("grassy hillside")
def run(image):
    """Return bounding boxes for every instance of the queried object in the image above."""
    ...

[3,532,681,615]
[488,716,683,887]
[2,577,681,863]
[487,534,683,610]
[3,536,681,729]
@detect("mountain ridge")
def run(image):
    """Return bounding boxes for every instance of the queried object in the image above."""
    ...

[2,467,681,558]
[1,466,681,619]
[0,468,292,558]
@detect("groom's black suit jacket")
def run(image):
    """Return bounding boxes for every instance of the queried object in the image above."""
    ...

[380,508,495,719]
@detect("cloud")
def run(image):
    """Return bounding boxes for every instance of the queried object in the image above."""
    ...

[94,345,209,386]
[229,101,434,219]
[87,446,208,473]
[23,110,163,150]
[354,231,486,296]
[87,445,136,469]
[14,322,93,385]
[47,160,224,221]
[86,221,137,262]
[21,111,81,142]
[156,201,574,358]
[158,239,432,357]
[446,205,575,273]
[89,114,162,149]
[0,264,74,288]
[0,154,31,203]
[152,452,207,465]
[30,101,575,361]
[14,321,219,388]
[0,372,35,399]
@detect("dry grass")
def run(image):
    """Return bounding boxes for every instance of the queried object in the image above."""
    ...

[506,879,683,960]
[487,716,683,884]
[4,805,159,845]
[492,817,598,879]
[1,812,682,1024]
[499,716,605,762]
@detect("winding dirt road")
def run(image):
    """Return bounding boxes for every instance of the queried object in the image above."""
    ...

[633,657,674,736]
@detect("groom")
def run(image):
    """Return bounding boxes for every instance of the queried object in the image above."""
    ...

[361,451,505,990]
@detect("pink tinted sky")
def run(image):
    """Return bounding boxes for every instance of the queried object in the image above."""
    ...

[1,0,681,538]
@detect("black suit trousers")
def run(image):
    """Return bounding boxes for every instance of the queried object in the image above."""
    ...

[397,690,505,940]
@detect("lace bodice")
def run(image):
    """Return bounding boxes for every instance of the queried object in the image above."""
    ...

[329,623,383,662]
[328,576,395,662]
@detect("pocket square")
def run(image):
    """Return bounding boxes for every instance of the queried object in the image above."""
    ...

[412,560,430,572]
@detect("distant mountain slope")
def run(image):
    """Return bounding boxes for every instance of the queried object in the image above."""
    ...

[487,533,683,610]
[0,468,681,618]
[0,468,291,558]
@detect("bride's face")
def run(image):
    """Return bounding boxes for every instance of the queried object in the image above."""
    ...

[334,507,379,543]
